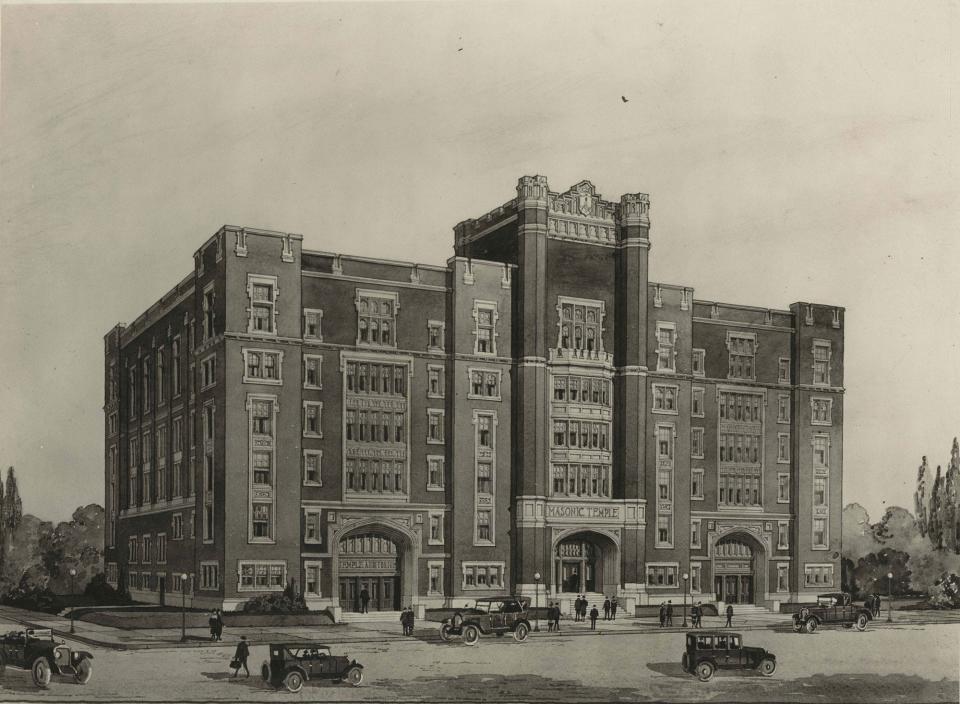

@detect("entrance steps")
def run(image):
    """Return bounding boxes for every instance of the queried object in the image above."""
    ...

[555,593,610,616]
[340,610,402,623]
[712,603,773,616]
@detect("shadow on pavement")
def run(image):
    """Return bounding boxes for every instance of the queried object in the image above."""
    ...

[645,662,688,679]
[200,671,270,691]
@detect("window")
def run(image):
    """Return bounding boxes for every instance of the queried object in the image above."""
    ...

[427,409,444,443]
[692,387,704,417]
[691,564,702,592]
[304,510,321,543]
[243,349,282,384]
[476,510,492,543]
[657,515,672,546]
[303,355,322,389]
[142,356,152,413]
[804,563,834,587]
[814,476,827,506]
[727,332,757,380]
[476,413,493,449]
[474,301,498,355]
[427,456,444,490]
[128,536,138,565]
[251,400,272,436]
[813,435,830,468]
[778,358,790,384]
[558,298,604,352]
[156,426,167,500]
[252,503,273,540]
[427,321,444,351]
[461,562,504,590]
[645,564,678,587]
[691,468,704,500]
[778,433,790,463]
[427,365,444,398]
[201,354,216,390]
[477,462,492,494]
[156,534,167,564]
[303,450,322,486]
[303,402,323,438]
[246,275,278,334]
[303,308,323,340]
[656,425,674,460]
[468,368,502,400]
[653,384,678,414]
[172,514,183,540]
[106,562,118,585]
[690,519,702,548]
[778,521,789,549]
[237,561,285,591]
[142,535,152,564]
[428,562,444,595]
[202,285,215,340]
[171,338,181,397]
[813,518,827,548]
[156,348,166,405]
[777,564,789,592]
[811,397,833,425]
[691,427,704,459]
[812,340,832,385]
[128,366,137,419]
[777,394,790,423]
[304,563,322,597]
[777,473,790,503]
[692,349,705,377]
[356,290,398,347]
[203,404,215,441]
[655,322,676,371]
[429,513,444,545]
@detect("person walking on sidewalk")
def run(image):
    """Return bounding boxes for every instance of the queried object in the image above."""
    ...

[589,605,599,629]
[610,597,618,620]
[215,609,224,641]
[666,601,674,627]
[725,603,734,628]
[231,636,250,677]
[553,603,561,632]
[603,597,611,621]
[209,611,218,642]
[691,602,700,629]
[658,602,666,628]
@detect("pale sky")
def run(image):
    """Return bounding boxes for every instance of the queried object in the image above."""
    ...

[1,1,957,523]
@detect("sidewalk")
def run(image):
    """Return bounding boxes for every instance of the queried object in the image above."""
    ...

[1,604,956,651]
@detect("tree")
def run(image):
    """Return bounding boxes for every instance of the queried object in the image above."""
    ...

[40,504,104,594]
[842,503,880,561]
[916,456,931,537]
[850,548,912,598]
[2,467,23,531]
[929,466,944,549]
[946,438,960,553]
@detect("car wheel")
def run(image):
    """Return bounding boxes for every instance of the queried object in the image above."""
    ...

[439,624,454,642]
[74,658,93,684]
[344,666,363,686]
[261,662,271,683]
[804,618,818,634]
[792,622,803,633]
[463,625,481,646]
[695,661,715,682]
[283,671,304,694]
[31,657,52,688]
[856,613,869,631]
[681,653,690,672]
[513,622,530,643]
[759,658,776,676]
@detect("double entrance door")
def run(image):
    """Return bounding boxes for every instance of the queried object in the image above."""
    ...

[339,576,399,612]
[714,574,753,604]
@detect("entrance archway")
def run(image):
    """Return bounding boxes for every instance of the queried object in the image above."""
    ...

[712,532,764,604]
[553,531,620,595]
[333,520,417,612]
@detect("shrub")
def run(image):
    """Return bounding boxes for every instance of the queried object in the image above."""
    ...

[83,573,132,605]
[2,583,64,614]
[927,572,960,609]
[240,591,308,614]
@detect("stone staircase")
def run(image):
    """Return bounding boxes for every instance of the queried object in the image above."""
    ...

[339,610,402,624]
[557,593,610,616]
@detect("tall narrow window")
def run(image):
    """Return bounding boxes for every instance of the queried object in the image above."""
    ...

[727,332,757,380]
[303,308,323,340]
[655,323,676,371]
[203,285,215,340]
[475,303,497,355]
[304,355,322,389]
[247,275,277,334]
[692,349,705,377]
[813,340,832,385]
[356,290,399,347]
[171,338,181,397]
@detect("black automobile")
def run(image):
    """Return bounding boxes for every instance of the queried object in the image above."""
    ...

[792,592,873,633]
[681,631,776,682]
[261,643,363,693]
[0,628,94,688]
[439,596,532,645]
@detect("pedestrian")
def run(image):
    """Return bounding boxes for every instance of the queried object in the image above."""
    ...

[214,609,224,641]
[873,593,881,618]
[577,595,584,622]
[691,603,700,629]
[658,601,666,628]
[209,611,218,642]
[603,597,611,620]
[666,601,674,627]
[360,587,370,614]
[725,603,734,628]
[231,635,250,678]
[696,601,704,628]
[580,597,588,623]
[399,607,407,635]
[589,605,599,629]
[611,597,618,620]
[553,603,561,632]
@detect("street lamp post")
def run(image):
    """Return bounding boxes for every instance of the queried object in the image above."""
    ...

[533,572,542,632]
[68,568,77,634]
[180,573,189,642]
[886,571,894,623]
[681,573,689,628]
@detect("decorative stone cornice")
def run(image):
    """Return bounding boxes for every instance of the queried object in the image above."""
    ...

[616,192,651,228]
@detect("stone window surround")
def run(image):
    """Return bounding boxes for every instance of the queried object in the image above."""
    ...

[777,432,790,463]
[691,386,705,418]
[241,347,283,386]
[236,559,287,592]
[467,366,503,401]
[652,383,679,415]
[473,299,500,356]
[355,288,399,348]
[245,273,280,336]
[777,473,790,503]
[427,320,445,352]
[655,320,677,372]
[245,393,278,545]
[304,560,323,597]
[303,354,323,390]
[556,295,606,353]
[426,454,444,491]
[461,561,506,591]
[426,363,445,399]
[428,510,444,546]
[303,308,324,341]
[810,396,834,426]
[303,401,324,438]
[427,560,445,596]
[303,508,322,544]
[303,449,323,487]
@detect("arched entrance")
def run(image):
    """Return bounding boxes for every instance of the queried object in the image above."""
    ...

[553,531,619,595]
[337,531,404,612]
[713,533,763,604]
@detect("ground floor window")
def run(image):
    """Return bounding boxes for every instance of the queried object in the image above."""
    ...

[804,563,834,587]
[646,563,678,587]
[428,561,444,595]
[304,562,322,597]
[200,562,219,590]
[777,564,789,592]
[106,562,118,585]
[462,562,504,590]
[238,560,286,591]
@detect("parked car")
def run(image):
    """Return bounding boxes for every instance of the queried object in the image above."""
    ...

[792,592,873,633]
[439,596,532,645]
[261,643,363,693]
[0,628,94,688]
[681,631,777,682]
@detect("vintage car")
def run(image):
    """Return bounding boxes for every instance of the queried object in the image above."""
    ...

[439,596,532,645]
[260,643,363,693]
[681,631,777,682]
[792,592,873,633]
[0,628,93,688]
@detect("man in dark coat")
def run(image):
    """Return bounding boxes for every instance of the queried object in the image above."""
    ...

[214,609,224,641]
[603,597,611,620]
[589,604,599,629]
[209,612,218,641]
[691,603,700,629]
[360,587,370,614]
[232,635,250,677]
[873,593,882,618]
[666,601,674,627]
[553,603,561,632]
[580,597,588,622]
[658,602,666,627]
[610,597,618,620]
[725,603,734,628]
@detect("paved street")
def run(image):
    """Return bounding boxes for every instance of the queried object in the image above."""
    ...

[0,615,956,703]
